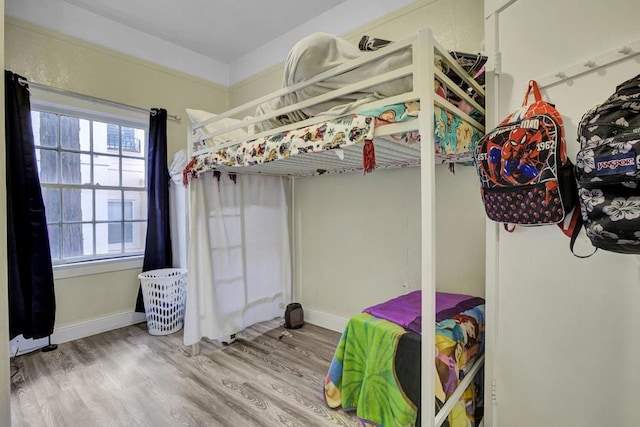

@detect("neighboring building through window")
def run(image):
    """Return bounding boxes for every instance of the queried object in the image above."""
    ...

[32,107,148,264]
[108,200,134,244]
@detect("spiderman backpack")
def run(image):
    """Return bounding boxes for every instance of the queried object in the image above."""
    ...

[474,80,578,230]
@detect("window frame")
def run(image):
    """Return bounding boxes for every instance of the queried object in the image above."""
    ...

[31,99,149,271]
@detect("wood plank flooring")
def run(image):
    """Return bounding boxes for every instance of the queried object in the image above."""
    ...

[10,320,357,427]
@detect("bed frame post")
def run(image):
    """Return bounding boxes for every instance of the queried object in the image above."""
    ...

[483,11,502,427]
[415,28,436,427]
[289,177,296,303]
[186,122,201,357]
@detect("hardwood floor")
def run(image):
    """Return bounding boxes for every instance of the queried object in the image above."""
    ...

[10,320,357,427]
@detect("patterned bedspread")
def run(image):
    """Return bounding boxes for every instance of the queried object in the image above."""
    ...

[360,102,484,164]
[183,103,483,184]
[324,291,485,427]
[184,114,375,184]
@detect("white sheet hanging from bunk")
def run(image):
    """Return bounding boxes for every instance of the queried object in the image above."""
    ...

[169,150,189,270]
[183,173,291,346]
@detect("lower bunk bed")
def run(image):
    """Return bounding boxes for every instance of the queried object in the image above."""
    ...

[324,291,485,427]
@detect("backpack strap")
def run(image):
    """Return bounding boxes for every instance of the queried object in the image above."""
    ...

[522,80,543,106]
[566,209,598,258]
[558,206,581,238]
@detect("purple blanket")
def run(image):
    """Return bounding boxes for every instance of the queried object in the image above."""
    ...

[362,291,485,334]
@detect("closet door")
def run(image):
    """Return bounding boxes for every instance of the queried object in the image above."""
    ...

[485,1,640,426]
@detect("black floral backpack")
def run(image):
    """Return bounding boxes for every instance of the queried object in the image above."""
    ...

[574,73,640,254]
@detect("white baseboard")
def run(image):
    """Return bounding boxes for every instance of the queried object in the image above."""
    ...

[304,308,348,333]
[10,311,146,356]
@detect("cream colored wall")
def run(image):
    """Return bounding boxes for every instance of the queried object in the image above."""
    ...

[4,18,228,331]
[5,18,228,160]
[1,3,12,424]
[229,63,283,112]
[231,0,486,320]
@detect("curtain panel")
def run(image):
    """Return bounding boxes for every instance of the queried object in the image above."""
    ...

[5,71,56,339]
[136,108,173,312]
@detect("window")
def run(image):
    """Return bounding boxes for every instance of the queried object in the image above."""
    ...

[108,201,134,244]
[107,124,140,153]
[32,107,148,265]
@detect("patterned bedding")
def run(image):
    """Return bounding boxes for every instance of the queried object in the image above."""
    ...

[324,291,485,427]
[183,102,483,184]
[184,114,375,184]
[360,102,484,163]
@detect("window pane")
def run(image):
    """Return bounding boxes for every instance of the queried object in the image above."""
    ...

[32,112,58,148]
[81,155,92,185]
[124,221,146,254]
[122,158,145,188]
[42,187,61,223]
[124,191,146,220]
[129,128,146,158]
[61,153,91,185]
[82,223,94,256]
[48,224,60,260]
[93,121,117,154]
[107,200,122,221]
[62,223,87,259]
[96,190,121,221]
[124,202,133,220]
[60,223,93,258]
[63,189,93,222]
[36,149,59,184]
[92,154,120,186]
[124,222,133,242]
[80,119,91,151]
[31,111,41,146]
[121,126,142,155]
[60,116,90,151]
[96,223,119,255]
[107,222,122,245]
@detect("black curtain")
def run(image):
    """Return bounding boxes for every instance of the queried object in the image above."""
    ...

[5,71,56,340]
[135,108,172,312]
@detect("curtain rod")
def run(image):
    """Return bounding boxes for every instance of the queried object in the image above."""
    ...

[17,77,181,122]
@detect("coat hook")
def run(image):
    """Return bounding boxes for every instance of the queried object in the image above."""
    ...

[555,71,567,79]
[619,46,632,55]
[584,60,596,68]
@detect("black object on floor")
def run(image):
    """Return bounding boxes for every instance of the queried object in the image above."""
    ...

[41,335,58,352]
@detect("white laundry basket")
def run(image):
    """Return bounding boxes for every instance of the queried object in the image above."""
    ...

[138,268,187,336]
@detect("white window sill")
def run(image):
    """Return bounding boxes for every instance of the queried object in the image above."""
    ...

[53,256,144,280]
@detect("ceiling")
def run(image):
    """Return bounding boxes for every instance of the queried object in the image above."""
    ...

[57,0,348,63]
[5,0,414,85]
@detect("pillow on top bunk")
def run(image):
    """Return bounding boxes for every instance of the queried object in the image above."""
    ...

[186,109,248,146]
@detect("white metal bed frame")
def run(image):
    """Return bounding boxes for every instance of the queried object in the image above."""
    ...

[186,28,486,427]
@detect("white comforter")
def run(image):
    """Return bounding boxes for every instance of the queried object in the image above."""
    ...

[254,33,413,132]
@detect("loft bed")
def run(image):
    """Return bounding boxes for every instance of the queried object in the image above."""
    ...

[183,29,486,427]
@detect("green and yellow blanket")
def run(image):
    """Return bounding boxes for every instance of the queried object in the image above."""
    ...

[324,313,418,426]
